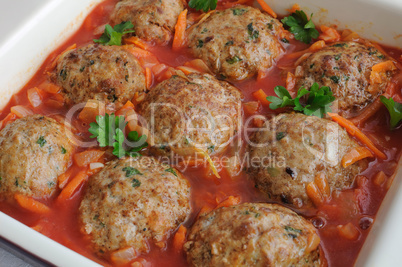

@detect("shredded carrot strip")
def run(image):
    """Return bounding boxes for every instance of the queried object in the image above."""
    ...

[306,182,324,207]
[124,36,150,50]
[172,9,188,51]
[57,170,88,202]
[256,0,277,18]
[342,147,373,168]
[286,72,296,92]
[318,25,341,43]
[58,168,74,189]
[197,205,214,219]
[252,89,270,106]
[14,194,50,214]
[286,40,325,59]
[125,46,153,58]
[327,113,387,159]
[350,95,388,126]
[216,196,241,208]
[172,225,187,252]
[73,149,105,167]
[195,148,221,178]
[145,67,153,89]
[287,3,301,13]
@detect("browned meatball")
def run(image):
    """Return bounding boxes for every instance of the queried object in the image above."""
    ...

[295,41,395,117]
[137,73,243,159]
[52,44,146,110]
[185,203,324,267]
[79,156,191,257]
[247,113,368,207]
[187,6,286,80]
[0,115,73,200]
[110,0,184,45]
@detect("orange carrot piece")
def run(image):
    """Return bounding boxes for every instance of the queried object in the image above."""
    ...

[337,223,360,241]
[256,0,277,18]
[57,170,88,202]
[243,101,260,115]
[287,3,301,13]
[38,81,61,94]
[306,182,324,207]
[145,67,153,89]
[350,96,387,126]
[252,89,270,106]
[124,36,150,50]
[319,25,341,43]
[327,113,386,159]
[197,205,214,218]
[14,194,50,214]
[286,72,296,92]
[58,168,74,189]
[306,233,321,253]
[73,149,105,167]
[314,173,330,198]
[342,147,374,168]
[172,9,188,51]
[373,171,387,187]
[216,196,241,208]
[125,46,153,59]
[172,225,187,252]
[253,117,265,128]
[176,66,198,75]
[78,100,105,123]
[371,60,397,72]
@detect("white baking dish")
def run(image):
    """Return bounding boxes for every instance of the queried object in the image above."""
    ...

[0,0,400,266]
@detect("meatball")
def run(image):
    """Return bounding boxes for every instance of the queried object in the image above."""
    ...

[247,113,368,207]
[185,203,323,266]
[295,41,394,117]
[79,156,191,256]
[187,6,286,80]
[137,73,243,159]
[110,0,184,45]
[0,115,73,200]
[52,44,146,110]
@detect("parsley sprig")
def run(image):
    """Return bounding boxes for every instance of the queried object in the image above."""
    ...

[380,96,402,129]
[267,83,335,118]
[189,0,217,12]
[94,21,135,46]
[89,114,148,158]
[281,10,319,44]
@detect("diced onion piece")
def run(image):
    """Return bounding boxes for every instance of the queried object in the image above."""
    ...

[373,171,387,186]
[126,110,139,132]
[226,156,242,177]
[243,101,260,115]
[90,162,104,170]
[27,87,44,107]
[73,149,105,167]
[110,247,137,266]
[184,59,212,74]
[176,66,199,75]
[305,233,321,253]
[195,148,220,179]
[78,100,106,124]
[10,105,33,118]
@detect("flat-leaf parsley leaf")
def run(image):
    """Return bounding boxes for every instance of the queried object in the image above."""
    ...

[94,21,135,46]
[281,10,319,44]
[266,83,335,118]
[89,113,148,158]
[380,96,402,129]
[188,0,217,12]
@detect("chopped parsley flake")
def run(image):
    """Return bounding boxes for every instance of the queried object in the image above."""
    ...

[132,178,141,188]
[123,166,142,177]
[165,168,178,177]
[36,136,47,147]
[226,56,242,64]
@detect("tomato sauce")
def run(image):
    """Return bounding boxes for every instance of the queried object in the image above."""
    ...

[0,0,401,266]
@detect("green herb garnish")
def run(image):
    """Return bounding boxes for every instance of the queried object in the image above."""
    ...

[89,113,148,158]
[266,82,335,118]
[94,21,135,46]
[226,56,242,64]
[36,136,47,147]
[123,166,142,177]
[165,168,178,177]
[188,0,217,12]
[132,178,141,188]
[281,10,319,44]
[380,96,402,129]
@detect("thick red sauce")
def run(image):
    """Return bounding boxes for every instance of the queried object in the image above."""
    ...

[0,0,401,266]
